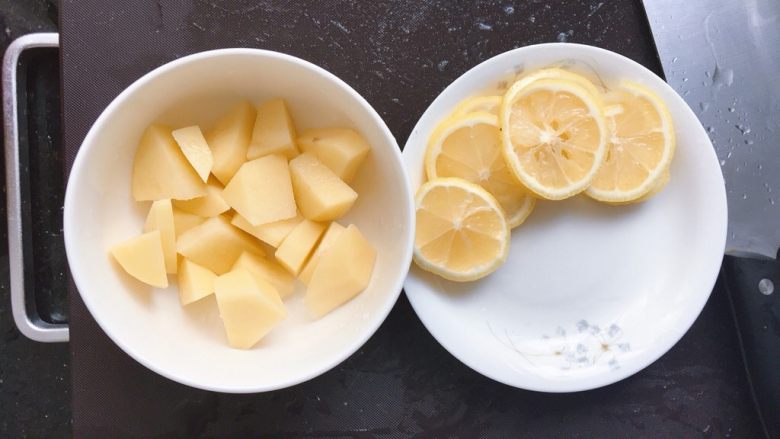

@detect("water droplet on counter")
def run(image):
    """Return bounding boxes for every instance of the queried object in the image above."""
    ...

[720,159,726,166]
[707,126,715,133]
[745,139,754,145]
[736,124,751,135]
[437,60,449,71]
[683,77,689,82]
[504,5,515,14]
[711,66,734,88]
[699,102,709,112]
[742,193,748,200]
[758,278,774,295]
[556,29,574,42]
[728,107,735,112]
[672,56,679,63]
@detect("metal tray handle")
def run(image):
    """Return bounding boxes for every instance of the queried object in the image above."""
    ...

[3,32,68,342]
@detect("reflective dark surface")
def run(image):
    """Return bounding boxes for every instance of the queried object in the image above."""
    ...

[0,0,765,437]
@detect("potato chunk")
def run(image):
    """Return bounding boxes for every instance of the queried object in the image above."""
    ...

[172,208,205,237]
[178,258,216,305]
[222,154,297,226]
[305,224,375,318]
[172,177,230,217]
[297,128,370,183]
[214,269,286,349]
[143,199,177,273]
[231,212,303,248]
[298,221,345,285]
[171,125,213,182]
[274,219,326,276]
[205,101,256,185]
[289,153,357,221]
[232,252,295,299]
[176,216,265,275]
[110,231,168,288]
[247,98,299,160]
[132,124,207,201]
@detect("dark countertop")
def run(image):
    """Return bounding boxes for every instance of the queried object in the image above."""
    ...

[0,2,70,438]
[0,0,766,437]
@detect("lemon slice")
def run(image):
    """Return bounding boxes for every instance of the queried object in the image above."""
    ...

[414,178,509,281]
[450,95,502,118]
[425,112,535,228]
[586,81,675,203]
[500,78,608,200]
[513,67,603,102]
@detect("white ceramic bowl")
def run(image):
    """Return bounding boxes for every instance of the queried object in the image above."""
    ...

[64,49,414,393]
[403,43,727,392]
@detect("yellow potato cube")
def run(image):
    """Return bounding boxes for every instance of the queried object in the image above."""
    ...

[214,268,286,349]
[171,125,213,182]
[172,177,230,217]
[298,221,345,285]
[246,98,299,160]
[172,208,205,237]
[297,128,370,183]
[305,224,375,318]
[231,212,303,248]
[177,258,216,306]
[176,216,265,275]
[110,230,168,288]
[205,101,256,185]
[222,154,297,226]
[274,219,326,276]
[232,252,295,298]
[132,124,207,201]
[143,199,177,274]
[289,153,357,221]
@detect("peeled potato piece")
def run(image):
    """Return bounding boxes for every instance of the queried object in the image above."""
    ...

[297,128,370,183]
[172,177,230,218]
[247,98,299,160]
[176,216,265,275]
[143,199,177,274]
[205,101,256,185]
[305,224,375,318]
[298,221,345,286]
[132,124,207,201]
[178,258,216,305]
[232,252,295,299]
[110,230,168,288]
[274,219,326,276]
[222,154,297,226]
[289,153,357,221]
[171,125,213,182]
[214,268,286,349]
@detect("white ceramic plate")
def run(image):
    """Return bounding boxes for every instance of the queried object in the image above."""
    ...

[402,43,727,392]
[64,49,414,393]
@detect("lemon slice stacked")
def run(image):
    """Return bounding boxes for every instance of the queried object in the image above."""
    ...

[414,67,676,282]
[425,112,535,228]
[585,81,675,203]
[500,77,608,199]
[414,178,509,281]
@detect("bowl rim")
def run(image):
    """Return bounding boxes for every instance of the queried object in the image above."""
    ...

[401,42,728,392]
[63,48,415,393]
